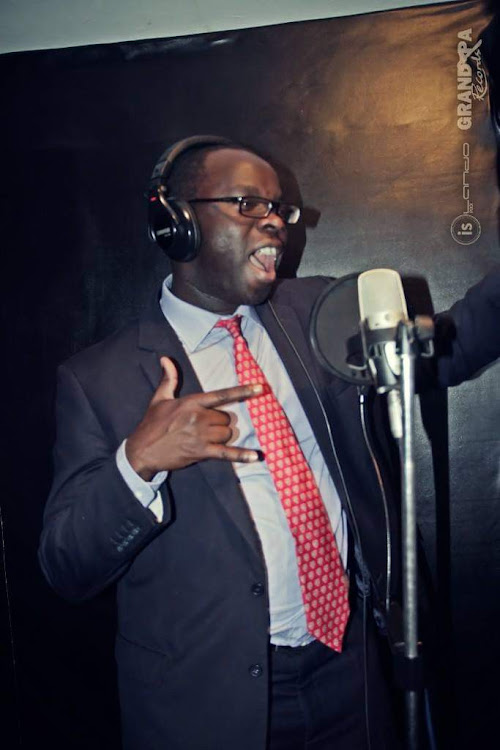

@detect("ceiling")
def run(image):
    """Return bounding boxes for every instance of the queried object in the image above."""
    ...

[0,0,459,55]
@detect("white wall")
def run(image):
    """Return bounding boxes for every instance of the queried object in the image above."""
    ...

[0,0,458,54]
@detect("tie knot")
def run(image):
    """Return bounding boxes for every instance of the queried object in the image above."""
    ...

[215,315,243,339]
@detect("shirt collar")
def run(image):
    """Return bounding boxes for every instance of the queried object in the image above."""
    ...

[159,275,260,353]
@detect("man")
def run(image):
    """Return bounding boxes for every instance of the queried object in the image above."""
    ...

[39,138,500,750]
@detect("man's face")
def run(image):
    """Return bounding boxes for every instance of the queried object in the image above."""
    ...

[172,148,287,313]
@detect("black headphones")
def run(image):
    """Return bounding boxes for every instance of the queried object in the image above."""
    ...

[147,134,234,262]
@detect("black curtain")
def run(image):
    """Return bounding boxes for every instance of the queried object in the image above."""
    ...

[1,1,498,747]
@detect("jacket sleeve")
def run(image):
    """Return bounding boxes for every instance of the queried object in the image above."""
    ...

[435,266,500,387]
[38,363,171,602]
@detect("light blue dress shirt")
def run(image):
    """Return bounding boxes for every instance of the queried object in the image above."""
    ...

[117,276,347,646]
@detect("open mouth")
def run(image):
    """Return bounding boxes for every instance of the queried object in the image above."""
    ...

[249,246,282,278]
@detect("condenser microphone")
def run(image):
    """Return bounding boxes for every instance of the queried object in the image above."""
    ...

[358,269,409,439]
[358,268,408,391]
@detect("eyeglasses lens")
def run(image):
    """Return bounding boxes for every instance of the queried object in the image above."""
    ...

[239,198,267,217]
[278,205,300,224]
[239,198,299,224]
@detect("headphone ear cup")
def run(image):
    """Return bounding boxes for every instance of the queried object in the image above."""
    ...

[148,135,233,260]
[148,195,201,262]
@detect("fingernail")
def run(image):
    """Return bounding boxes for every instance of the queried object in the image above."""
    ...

[250,384,264,394]
[246,451,260,462]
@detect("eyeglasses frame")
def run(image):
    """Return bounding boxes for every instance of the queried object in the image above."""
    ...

[169,195,301,225]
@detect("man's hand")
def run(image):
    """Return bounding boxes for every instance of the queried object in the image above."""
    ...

[125,356,264,480]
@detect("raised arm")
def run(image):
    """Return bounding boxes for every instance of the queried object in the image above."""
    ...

[435,266,500,387]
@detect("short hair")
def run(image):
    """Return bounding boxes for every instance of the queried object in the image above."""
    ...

[167,143,259,198]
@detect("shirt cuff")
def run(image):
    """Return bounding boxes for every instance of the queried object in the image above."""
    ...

[116,440,167,521]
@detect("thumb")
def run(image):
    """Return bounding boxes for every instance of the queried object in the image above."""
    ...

[151,356,178,404]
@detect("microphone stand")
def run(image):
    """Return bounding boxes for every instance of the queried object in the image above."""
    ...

[361,316,434,750]
[398,320,420,750]
[388,316,434,750]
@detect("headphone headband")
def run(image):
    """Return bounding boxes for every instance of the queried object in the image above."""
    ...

[149,134,234,195]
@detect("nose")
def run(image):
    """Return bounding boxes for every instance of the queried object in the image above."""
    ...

[257,208,287,238]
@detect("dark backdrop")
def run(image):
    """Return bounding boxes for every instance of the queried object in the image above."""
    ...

[1,1,499,747]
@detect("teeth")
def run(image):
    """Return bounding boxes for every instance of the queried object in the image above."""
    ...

[256,246,277,256]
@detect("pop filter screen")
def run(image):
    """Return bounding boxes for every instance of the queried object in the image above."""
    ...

[309,273,373,386]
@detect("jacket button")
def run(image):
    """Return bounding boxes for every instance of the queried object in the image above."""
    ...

[249,664,263,678]
[251,582,265,597]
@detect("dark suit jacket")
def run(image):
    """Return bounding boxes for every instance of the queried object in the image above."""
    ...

[39,272,500,750]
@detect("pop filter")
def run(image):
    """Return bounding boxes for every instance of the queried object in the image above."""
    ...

[309,273,373,386]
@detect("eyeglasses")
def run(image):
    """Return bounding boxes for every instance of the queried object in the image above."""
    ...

[177,196,301,225]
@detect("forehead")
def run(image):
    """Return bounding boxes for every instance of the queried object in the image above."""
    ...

[200,148,281,197]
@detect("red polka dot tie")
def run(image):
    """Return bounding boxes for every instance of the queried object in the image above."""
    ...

[216,315,350,652]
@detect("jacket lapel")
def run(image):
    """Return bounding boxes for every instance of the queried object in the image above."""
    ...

[257,299,330,445]
[137,298,265,562]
